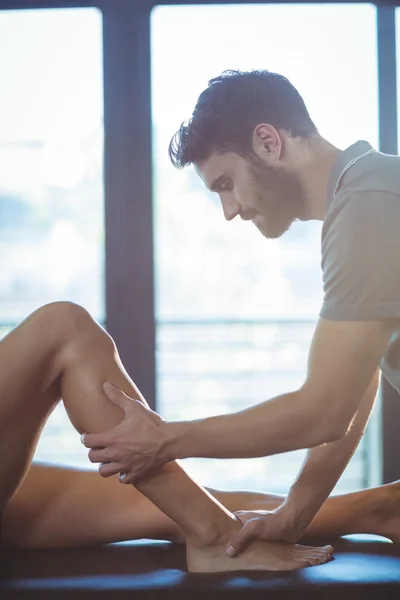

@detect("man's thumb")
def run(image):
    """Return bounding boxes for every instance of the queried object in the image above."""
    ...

[103,382,130,408]
[226,521,257,558]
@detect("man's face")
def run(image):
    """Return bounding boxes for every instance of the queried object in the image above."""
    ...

[195,151,307,239]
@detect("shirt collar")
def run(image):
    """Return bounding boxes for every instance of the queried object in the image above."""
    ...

[326,140,374,208]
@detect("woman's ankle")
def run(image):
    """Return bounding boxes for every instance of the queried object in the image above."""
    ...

[187,514,241,549]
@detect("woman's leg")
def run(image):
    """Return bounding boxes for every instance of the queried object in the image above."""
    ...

[0,306,64,508]
[2,463,182,548]
[0,302,332,572]
[210,482,400,543]
[2,463,399,551]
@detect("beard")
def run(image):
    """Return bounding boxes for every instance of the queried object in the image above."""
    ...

[247,158,307,239]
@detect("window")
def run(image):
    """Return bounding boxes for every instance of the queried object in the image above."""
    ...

[152,3,378,493]
[0,8,104,467]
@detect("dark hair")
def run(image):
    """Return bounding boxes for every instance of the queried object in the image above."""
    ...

[169,69,318,169]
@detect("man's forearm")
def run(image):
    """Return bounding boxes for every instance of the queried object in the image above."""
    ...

[165,387,343,461]
[281,371,380,536]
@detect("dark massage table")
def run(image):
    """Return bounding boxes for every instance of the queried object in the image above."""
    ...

[1,535,400,599]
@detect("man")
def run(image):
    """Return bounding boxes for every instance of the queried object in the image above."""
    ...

[82,69,400,558]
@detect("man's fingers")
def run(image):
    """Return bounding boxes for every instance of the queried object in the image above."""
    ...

[103,382,134,410]
[98,461,123,478]
[88,448,117,464]
[233,510,260,525]
[118,472,137,485]
[80,432,109,449]
[119,468,151,485]
[119,464,161,486]
[233,511,248,525]
[226,519,261,558]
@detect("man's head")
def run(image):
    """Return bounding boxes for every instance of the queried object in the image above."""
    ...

[169,69,319,239]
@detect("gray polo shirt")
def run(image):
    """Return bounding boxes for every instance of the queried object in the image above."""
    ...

[320,140,400,392]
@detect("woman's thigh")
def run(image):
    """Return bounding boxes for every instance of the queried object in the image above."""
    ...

[0,307,65,508]
[2,463,182,548]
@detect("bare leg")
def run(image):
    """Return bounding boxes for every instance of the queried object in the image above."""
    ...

[0,306,64,506]
[2,464,182,548]
[2,464,399,551]
[303,483,400,542]
[210,482,400,543]
[0,303,332,572]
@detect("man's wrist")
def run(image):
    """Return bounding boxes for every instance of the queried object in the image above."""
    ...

[162,420,191,462]
[289,480,328,517]
[281,485,319,538]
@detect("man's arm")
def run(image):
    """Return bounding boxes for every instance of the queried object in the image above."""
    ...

[166,319,392,461]
[224,371,380,556]
[82,318,393,484]
[279,370,380,540]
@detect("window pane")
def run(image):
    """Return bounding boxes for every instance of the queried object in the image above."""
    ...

[152,3,378,493]
[0,8,104,467]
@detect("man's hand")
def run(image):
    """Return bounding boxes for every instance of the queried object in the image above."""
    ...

[226,504,301,557]
[81,382,171,484]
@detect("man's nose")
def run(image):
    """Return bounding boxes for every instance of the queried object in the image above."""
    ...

[221,196,241,221]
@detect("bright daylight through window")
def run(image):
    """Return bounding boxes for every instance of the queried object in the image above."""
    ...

[152,3,379,494]
[0,8,104,466]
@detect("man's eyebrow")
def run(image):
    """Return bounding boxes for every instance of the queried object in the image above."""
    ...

[209,174,227,192]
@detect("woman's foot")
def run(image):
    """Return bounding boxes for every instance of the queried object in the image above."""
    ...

[367,480,400,542]
[186,535,333,573]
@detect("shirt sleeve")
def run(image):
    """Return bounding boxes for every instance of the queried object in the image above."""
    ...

[319,190,400,321]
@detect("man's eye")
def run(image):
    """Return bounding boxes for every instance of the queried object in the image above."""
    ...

[220,181,232,191]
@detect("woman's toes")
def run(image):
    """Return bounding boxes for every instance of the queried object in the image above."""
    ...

[319,549,333,564]
[317,546,333,560]
[318,554,329,564]
[302,558,315,568]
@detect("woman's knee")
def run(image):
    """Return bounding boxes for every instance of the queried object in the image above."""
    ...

[25,302,115,375]
[34,302,100,348]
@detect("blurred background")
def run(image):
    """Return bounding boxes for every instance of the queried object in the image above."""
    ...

[0,1,398,495]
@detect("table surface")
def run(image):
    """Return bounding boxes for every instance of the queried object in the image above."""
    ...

[1,536,400,600]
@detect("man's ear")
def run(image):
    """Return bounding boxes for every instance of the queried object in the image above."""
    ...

[252,123,282,163]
